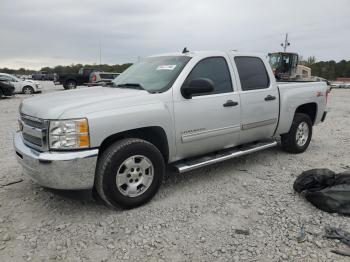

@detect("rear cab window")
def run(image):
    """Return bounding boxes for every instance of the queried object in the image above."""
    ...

[234,57,270,91]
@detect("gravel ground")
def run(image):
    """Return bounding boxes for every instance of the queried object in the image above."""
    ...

[0,83,349,261]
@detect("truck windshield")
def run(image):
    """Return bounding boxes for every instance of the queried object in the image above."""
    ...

[112,56,191,93]
[268,54,281,69]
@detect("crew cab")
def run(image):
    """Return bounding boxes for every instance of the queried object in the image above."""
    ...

[14,50,328,208]
[0,73,42,94]
[55,68,99,89]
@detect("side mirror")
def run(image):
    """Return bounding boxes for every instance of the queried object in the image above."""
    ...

[181,78,214,99]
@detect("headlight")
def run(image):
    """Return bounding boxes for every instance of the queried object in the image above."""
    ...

[49,119,90,150]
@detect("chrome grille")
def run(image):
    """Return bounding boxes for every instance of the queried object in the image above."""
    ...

[21,117,44,129]
[22,133,42,147]
[20,114,48,151]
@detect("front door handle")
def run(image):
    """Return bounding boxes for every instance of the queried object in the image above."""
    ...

[223,100,239,107]
[265,95,276,101]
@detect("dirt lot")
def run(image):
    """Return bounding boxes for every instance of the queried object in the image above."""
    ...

[0,84,349,261]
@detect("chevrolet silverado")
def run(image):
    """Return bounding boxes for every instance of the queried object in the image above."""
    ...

[14,50,328,208]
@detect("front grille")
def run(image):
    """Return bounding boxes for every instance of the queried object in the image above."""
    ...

[20,114,48,151]
[22,133,43,146]
[21,116,44,129]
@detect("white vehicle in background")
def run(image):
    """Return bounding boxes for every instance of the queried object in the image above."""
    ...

[339,82,350,89]
[89,72,120,86]
[0,73,42,94]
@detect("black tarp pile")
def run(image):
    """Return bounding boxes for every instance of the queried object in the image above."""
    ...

[293,168,350,215]
[325,226,350,257]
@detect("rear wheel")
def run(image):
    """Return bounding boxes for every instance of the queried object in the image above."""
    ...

[22,86,34,94]
[64,80,77,89]
[281,113,312,153]
[0,88,3,99]
[95,138,165,209]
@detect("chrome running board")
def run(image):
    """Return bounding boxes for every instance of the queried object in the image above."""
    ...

[173,140,277,173]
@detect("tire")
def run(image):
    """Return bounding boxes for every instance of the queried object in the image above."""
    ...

[22,86,34,94]
[0,88,3,99]
[65,80,77,89]
[95,138,165,209]
[281,113,313,153]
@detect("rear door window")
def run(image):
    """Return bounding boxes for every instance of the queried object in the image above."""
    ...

[234,57,270,91]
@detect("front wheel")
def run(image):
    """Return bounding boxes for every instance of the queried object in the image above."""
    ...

[281,113,313,153]
[95,138,165,209]
[22,86,34,94]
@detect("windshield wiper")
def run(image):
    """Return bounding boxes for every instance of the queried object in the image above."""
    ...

[116,83,146,91]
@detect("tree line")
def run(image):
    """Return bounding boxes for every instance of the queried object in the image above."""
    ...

[298,56,350,80]
[1,59,350,80]
[0,63,133,75]
[308,60,350,80]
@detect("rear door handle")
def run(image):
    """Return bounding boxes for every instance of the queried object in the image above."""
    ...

[223,100,239,107]
[265,95,276,101]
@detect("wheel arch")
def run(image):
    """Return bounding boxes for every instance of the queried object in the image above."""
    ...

[295,102,317,124]
[98,126,170,162]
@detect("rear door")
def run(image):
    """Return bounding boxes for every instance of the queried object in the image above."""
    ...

[173,56,241,159]
[231,56,279,144]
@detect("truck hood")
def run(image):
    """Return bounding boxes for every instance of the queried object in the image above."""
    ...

[20,87,150,119]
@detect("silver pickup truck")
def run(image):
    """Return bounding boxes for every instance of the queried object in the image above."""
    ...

[14,50,328,208]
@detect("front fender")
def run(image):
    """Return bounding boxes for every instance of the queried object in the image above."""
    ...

[87,101,176,161]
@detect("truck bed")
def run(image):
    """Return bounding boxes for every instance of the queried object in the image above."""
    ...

[275,81,328,135]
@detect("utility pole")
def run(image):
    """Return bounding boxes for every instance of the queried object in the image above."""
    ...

[99,40,102,69]
[281,33,290,52]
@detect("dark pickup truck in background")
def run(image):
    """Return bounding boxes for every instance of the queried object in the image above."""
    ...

[54,68,100,89]
[32,71,56,81]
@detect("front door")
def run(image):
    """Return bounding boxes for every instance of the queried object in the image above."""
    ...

[173,56,241,160]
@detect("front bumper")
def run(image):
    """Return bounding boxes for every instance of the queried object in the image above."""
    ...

[14,132,98,190]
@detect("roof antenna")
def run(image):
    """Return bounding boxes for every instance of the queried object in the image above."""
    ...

[182,47,189,53]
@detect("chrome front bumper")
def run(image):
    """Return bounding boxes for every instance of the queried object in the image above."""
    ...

[14,132,98,190]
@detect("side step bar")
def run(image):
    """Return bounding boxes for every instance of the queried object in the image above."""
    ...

[173,140,277,173]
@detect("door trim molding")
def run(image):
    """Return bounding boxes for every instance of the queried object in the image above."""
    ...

[242,118,277,130]
[182,125,240,143]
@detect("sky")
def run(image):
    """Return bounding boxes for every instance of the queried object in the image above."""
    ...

[0,0,349,70]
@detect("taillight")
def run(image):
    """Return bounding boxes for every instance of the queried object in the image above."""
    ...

[326,89,330,104]
[92,74,96,82]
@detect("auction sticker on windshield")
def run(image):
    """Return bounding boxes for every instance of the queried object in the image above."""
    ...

[156,65,177,70]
